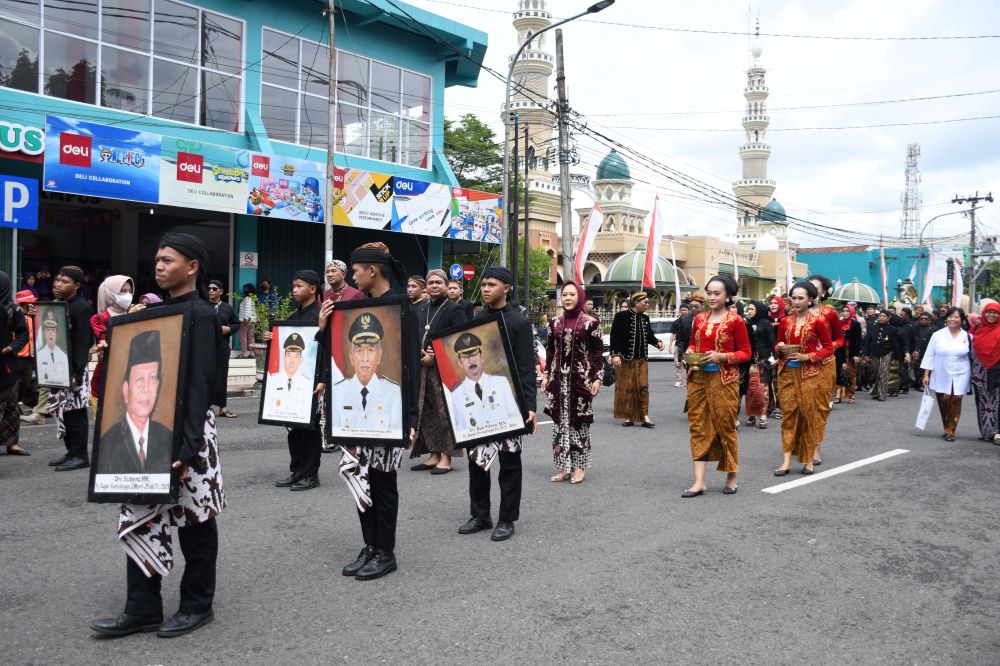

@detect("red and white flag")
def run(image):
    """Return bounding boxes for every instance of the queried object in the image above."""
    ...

[784,240,794,294]
[731,244,740,283]
[952,257,964,307]
[668,236,682,311]
[879,239,889,307]
[573,204,603,285]
[643,196,668,288]
[920,250,936,307]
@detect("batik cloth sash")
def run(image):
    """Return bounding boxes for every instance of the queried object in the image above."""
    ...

[469,437,522,471]
[117,410,226,577]
[47,369,91,438]
[338,446,403,511]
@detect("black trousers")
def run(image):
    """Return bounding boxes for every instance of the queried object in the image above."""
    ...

[213,347,230,407]
[125,518,218,617]
[63,407,88,459]
[357,469,397,552]
[468,451,521,523]
[287,427,321,478]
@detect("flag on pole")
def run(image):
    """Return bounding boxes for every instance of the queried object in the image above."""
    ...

[907,260,917,284]
[952,257,964,307]
[833,276,842,291]
[921,249,936,307]
[784,240,794,294]
[731,243,740,283]
[879,239,889,307]
[668,235,682,312]
[573,204,603,285]
[643,196,668,288]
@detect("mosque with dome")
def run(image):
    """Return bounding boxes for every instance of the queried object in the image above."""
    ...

[505,3,809,313]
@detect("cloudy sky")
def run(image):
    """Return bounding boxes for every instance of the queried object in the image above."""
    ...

[406,0,1000,247]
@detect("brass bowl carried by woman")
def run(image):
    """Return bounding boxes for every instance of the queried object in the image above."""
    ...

[784,344,801,356]
[684,351,708,368]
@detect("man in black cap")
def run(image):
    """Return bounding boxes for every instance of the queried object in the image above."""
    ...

[92,232,225,638]
[447,278,476,320]
[48,265,96,471]
[96,330,173,476]
[457,265,536,542]
[267,269,325,491]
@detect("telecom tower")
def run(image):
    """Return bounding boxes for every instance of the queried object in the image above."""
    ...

[900,144,922,238]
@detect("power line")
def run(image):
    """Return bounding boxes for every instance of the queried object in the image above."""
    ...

[591,114,1000,133]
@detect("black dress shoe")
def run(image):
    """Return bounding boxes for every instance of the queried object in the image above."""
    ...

[355,549,397,580]
[156,610,214,637]
[457,516,493,534]
[54,457,88,471]
[289,475,319,491]
[275,473,299,488]
[491,521,515,541]
[48,453,69,467]
[680,489,704,498]
[91,612,163,637]
[342,545,376,576]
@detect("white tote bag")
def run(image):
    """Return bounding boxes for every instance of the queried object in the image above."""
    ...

[915,389,934,430]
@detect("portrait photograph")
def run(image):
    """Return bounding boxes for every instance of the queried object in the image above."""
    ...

[33,302,71,389]
[431,313,528,447]
[259,322,320,428]
[326,296,410,447]
[88,303,192,505]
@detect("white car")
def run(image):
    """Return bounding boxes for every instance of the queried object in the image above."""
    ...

[602,317,676,361]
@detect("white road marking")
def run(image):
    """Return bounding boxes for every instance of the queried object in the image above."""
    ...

[760,448,909,494]
[536,420,553,426]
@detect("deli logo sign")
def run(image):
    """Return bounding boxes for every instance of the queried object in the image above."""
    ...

[59,132,92,167]
[251,154,270,177]
[176,151,203,183]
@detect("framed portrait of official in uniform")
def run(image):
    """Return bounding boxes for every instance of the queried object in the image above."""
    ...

[258,321,320,428]
[33,301,71,389]
[88,303,193,505]
[326,296,411,448]
[430,312,528,448]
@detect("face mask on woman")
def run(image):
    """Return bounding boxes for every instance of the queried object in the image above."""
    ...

[113,293,133,310]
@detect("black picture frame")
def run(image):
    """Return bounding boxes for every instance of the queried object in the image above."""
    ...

[325,295,412,449]
[33,301,71,389]
[88,303,193,505]
[258,320,321,429]
[430,312,529,449]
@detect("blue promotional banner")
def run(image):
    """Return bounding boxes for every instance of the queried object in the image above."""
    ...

[247,153,325,223]
[0,174,38,230]
[391,176,451,236]
[42,115,160,203]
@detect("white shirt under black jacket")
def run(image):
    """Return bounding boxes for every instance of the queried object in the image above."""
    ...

[920,327,971,395]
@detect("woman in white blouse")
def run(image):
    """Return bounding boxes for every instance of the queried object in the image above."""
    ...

[920,307,971,441]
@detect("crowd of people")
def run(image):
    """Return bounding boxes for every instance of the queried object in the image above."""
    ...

[3,244,997,639]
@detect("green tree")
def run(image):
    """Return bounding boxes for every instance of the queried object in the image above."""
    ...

[444,240,550,315]
[443,113,503,193]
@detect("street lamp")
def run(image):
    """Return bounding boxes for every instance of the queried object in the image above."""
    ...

[500,0,615,273]
[916,208,967,302]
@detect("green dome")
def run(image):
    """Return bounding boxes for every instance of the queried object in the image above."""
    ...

[605,246,677,283]
[760,198,787,224]
[596,149,630,181]
[832,277,880,304]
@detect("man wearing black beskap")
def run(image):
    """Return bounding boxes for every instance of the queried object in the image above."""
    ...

[458,266,536,542]
[48,265,95,472]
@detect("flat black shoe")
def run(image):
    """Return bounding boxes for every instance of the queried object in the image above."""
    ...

[680,489,705,498]
[944,435,956,442]
[801,467,815,475]
[813,459,822,466]
[457,517,493,535]
[640,421,655,429]
[429,467,452,475]
[491,521,515,541]
[6,448,30,456]
[342,545,376,576]
[355,549,397,580]
[275,473,299,488]
[773,468,791,476]
[410,462,435,471]
[91,612,163,637]
[54,457,88,471]
[722,486,738,495]
[48,453,69,467]
[289,475,319,491]
[622,421,634,427]
[156,610,214,638]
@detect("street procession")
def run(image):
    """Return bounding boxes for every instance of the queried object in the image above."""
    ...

[1,0,998,663]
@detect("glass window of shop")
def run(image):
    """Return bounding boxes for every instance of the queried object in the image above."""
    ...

[0,0,244,132]
[259,28,431,168]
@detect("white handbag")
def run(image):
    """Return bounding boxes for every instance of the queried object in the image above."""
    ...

[915,388,934,431]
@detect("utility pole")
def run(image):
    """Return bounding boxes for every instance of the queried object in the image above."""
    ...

[952,191,994,309]
[522,122,530,310]
[511,113,520,304]
[555,29,573,281]
[324,0,336,265]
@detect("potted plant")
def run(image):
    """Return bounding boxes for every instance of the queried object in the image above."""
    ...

[237,290,297,381]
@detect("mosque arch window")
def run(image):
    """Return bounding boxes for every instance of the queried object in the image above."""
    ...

[606,215,616,231]
[604,186,612,200]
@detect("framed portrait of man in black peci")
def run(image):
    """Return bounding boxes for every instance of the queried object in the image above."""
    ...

[325,296,413,449]
[88,303,192,505]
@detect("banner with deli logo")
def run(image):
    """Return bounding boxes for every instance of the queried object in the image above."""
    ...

[42,115,160,203]
[159,139,248,213]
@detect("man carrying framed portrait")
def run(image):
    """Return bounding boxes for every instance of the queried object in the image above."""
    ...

[455,267,536,543]
[262,269,325,491]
